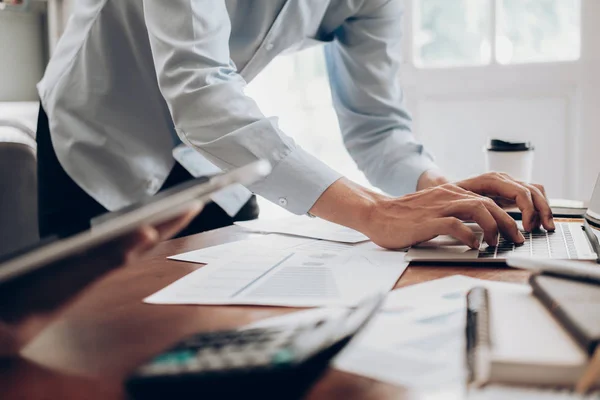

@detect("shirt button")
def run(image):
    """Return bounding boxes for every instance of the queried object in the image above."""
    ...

[265,43,274,51]
[278,197,288,207]
[147,178,161,192]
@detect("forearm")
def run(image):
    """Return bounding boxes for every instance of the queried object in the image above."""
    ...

[309,170,449,234]
[308,178,385,235]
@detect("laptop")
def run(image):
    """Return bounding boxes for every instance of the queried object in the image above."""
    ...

[406,173,600,263]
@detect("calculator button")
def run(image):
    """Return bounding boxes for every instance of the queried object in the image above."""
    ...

[220,344,239,355]
[270,334,293,347]
[153,350,196,365]
[201,356,226,371]
[246,342,268,352]
[145,362,180,375]
[223,354,247,368]
[138,363,169,376]
[182,357,203,372]
[246,351,272,367]
[271,349,295,366]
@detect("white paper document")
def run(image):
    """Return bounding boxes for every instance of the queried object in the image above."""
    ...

[241,275,530,390]
[146,242,408,307]
[247,307,348,330]
[245,301,467,389]
[234,216,369,243]
[168,234,353,265]
[382,274,530,312]
[335,308,467,389]
[339,277,530,389]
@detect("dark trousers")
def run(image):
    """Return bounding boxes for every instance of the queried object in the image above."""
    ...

[36,106,259,239]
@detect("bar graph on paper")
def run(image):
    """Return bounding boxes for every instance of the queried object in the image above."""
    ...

[146,238,408,307]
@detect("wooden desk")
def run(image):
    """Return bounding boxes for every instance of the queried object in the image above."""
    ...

[0,226,531,399]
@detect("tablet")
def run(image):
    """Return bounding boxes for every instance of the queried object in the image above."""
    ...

[507,255,600,284]
[0,160,271,286]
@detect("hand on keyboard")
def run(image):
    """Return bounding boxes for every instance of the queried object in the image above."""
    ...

[456,172,554,233]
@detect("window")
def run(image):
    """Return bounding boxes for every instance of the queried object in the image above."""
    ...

[496,0,581,64]
[245,46,371,188]
[245,46,371,217]
[415,0,492,67]
[415,0,581,67]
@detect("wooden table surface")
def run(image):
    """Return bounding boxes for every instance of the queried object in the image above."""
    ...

[0,226,531,399]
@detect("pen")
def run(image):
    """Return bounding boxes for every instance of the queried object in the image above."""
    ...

[466,286,492,387]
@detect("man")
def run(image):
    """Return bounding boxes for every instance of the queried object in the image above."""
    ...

[38,0,554,249]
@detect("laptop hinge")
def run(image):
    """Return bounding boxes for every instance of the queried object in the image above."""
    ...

[583,220,600,264]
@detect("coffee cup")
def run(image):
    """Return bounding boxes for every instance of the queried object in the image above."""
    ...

[484,139,534,182]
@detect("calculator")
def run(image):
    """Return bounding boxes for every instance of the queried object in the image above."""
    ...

[126,293,384,399]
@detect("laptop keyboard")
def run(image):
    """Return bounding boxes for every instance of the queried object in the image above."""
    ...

[478,222,578,259]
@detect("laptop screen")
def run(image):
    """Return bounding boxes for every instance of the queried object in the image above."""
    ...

[586,173,600,226]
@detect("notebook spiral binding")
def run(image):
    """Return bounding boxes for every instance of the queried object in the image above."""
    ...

[466,286,492,387]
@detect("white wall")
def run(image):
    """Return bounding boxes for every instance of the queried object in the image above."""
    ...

[0,5,45,101]
[577,0,600,199]
[401,0,600,200]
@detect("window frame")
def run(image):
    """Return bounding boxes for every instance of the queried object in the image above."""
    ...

[409,0,582,70]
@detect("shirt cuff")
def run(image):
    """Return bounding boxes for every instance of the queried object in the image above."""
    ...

[248,147,343,215]
[388,154,439,197]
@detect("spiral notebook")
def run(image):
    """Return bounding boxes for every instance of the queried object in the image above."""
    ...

[466,286,590,388]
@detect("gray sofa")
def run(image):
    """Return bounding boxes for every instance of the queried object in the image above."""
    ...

[0,119,38,258]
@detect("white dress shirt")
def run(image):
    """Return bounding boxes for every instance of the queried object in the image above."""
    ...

[38,0,436,214]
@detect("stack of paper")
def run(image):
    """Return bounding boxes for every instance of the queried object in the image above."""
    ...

[335,276,531,389]
[243,275,531,390]
[168,234,350,265]
[234,216,369,243]
[147,233,408,308]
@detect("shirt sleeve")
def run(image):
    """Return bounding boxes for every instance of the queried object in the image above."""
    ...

[142,0,341,214]
[325,0,438,196]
